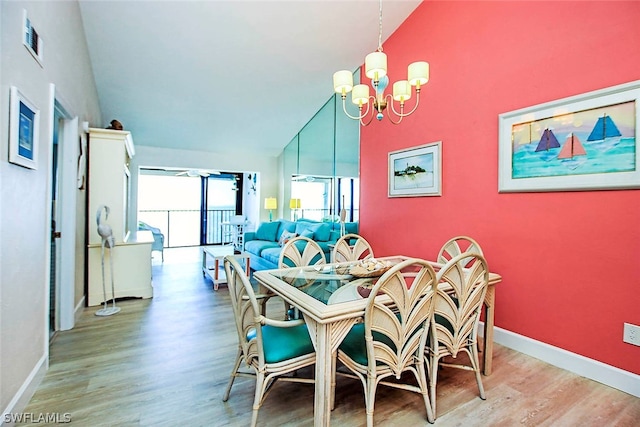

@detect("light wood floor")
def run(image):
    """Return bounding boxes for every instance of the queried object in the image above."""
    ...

[21,247,639,426]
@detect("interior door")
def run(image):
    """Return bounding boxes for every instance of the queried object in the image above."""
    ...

[50,107,62,336]
[50,85,79,333]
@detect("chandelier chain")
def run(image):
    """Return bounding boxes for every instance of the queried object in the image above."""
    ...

[377,0,383,52]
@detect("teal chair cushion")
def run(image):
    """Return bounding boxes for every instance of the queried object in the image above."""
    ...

[247,323,314,364]
[434,313,454,334]
[434,296,459,334]
[339,323,397,366]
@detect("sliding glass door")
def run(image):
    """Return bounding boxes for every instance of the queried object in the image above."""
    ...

[201,174,242,245]
[138,169,242,247]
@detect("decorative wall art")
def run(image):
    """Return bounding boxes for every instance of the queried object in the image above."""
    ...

[9,86,40,170]
[388,141,442,197]
[498,80,640,192]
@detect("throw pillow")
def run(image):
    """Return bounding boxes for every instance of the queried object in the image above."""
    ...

[296,221,322,238]
[295,222,310,236]
[277,219,296,241]
[278,230,297,246]
[255,221,280,242]
[300,229,314,239]
[314,223,331,242]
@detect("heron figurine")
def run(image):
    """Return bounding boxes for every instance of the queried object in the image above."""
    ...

[96,205,120,316]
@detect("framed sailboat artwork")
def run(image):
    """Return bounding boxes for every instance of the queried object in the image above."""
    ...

[498,80,640,192]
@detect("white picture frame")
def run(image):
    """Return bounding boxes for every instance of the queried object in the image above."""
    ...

[388,141,442,197]
[9,86,40,170]
[498,80,640,192]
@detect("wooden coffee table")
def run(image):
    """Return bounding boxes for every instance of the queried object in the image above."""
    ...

[201,245,250,290]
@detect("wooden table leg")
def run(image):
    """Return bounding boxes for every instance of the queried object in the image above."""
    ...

[313,321,332,427]
[305,316,358,427]
[214,258,220,291]
[482,285,495,375]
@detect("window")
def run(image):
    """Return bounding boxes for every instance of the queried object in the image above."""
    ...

[291,175,359,222]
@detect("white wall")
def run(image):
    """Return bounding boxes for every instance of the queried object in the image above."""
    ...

[130,145,280,230]
[0,0,101,416]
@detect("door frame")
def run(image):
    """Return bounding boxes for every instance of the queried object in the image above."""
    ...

[47,84,79,332]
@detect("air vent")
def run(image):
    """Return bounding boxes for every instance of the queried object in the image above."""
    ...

[23,9,43,66]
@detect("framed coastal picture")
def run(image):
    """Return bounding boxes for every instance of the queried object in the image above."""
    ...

[9,86,40,170]
[498,80,640,192]
[388,141,442,197]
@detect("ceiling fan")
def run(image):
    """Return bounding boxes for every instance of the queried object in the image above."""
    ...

[292,175,315,182]
[175,169,219,178]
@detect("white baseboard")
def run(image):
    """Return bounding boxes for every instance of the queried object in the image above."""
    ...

[480,322,640,398]
[1,354,47,426]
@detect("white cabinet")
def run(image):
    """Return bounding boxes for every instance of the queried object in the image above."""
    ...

[86,128,153,306]
[87,231,154,306]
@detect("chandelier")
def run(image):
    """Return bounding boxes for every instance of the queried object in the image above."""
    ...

[332,0,429,126]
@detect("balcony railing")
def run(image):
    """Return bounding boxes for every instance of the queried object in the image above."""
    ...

[296,208,360,223]
[139,207,360,248]
[138,209,235,248]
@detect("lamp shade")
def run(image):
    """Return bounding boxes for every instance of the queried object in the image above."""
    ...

[351,84,370,106]
[392,80,411,102]
[289,198,301,209]
[408,61,429,87]
[333,70,354,94]
[264,197,277,210]
[365,51,387,80]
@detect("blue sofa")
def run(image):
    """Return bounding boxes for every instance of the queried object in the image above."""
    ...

[244,218,358,271]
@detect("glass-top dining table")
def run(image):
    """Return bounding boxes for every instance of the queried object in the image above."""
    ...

[254,255,502,427]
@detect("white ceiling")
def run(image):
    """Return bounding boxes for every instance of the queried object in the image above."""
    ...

[78,0,421,157]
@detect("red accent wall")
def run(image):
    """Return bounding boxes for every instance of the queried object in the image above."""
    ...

[360,1,640,374]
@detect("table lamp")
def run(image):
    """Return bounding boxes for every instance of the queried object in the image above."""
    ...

[289,198,301,221]
[264,197,277,222]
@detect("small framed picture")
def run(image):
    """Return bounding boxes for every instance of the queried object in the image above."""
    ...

[388,141,442,197]
[9,86,40,170]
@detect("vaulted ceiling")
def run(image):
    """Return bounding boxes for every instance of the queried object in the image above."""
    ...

[78,0,421,157]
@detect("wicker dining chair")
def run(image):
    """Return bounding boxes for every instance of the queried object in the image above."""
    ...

[426,252,490,420]
[335,258,438,426]
[332,233,374,263]
[436,235,483,267]
[278,236,327,320]
[222,256,316,427]
[279,236,327,268]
